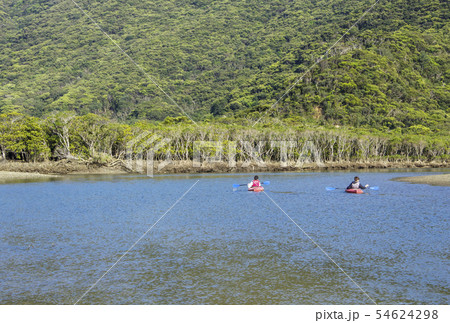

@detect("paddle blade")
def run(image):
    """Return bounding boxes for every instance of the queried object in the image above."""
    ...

[232,184,240,188]
[326,187,337,191]
[262,181,270,185]
[369,186,379,190]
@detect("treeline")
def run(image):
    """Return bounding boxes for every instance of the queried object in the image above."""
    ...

[0,112,448,164]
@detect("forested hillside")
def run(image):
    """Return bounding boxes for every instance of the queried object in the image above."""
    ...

[0,0,449,132]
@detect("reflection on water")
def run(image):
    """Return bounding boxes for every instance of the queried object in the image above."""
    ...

[0,170,449,304]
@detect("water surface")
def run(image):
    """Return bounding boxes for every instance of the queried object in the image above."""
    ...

[0,170,448,304]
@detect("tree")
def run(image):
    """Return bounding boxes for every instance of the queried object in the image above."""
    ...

[22,116,50,162]
[72,113,109,158]
[0,112,49,161]
[0,112,25,160]
[45,111,77,159]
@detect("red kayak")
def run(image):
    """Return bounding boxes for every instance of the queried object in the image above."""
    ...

[248,186,264,192]
[345,189,364,194]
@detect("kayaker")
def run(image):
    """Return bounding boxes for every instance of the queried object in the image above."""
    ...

[248,175,261,188]
[347,176,369,190]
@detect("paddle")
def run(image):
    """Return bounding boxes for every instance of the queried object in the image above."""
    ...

[233,181,270,188]
[326,186,379,191]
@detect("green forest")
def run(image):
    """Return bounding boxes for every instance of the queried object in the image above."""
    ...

[0,112,448,164]
[0,0,449,164]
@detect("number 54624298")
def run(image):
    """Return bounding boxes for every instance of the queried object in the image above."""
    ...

[375,310,438,320]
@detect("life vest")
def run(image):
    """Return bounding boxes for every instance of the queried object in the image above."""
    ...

[351,181,360,189]
[252,179,261,187]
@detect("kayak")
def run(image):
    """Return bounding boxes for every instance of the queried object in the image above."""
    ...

[248,186,264,192]
[345,189,364,194]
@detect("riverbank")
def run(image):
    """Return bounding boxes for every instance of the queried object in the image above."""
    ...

[152,160,448,174]
[0,160,130,175]
[0,171,60,184]
[0,159,447,176]
[394,173,450,187]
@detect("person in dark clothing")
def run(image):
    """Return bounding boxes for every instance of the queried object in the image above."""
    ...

[347,176,369,190]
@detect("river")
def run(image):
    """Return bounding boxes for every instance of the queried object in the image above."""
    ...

[0,169,448,304]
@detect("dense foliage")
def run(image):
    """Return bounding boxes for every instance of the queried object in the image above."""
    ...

[0,0,448,132]
[0,112,448,164]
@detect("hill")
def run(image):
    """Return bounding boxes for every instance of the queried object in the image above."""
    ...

[0,0,448,132]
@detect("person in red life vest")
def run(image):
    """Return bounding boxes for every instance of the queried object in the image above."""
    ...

[248,175,261,188]
[347,176,369,190]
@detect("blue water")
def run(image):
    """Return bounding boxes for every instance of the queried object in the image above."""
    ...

[0,170,448,304]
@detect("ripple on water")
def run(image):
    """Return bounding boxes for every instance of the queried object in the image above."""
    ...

[0,170,448,304]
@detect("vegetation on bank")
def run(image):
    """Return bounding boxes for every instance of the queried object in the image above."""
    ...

[0,112,448,165]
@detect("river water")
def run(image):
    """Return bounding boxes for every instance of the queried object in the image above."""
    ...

[0,169,448,304]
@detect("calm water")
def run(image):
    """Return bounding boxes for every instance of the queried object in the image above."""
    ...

[0,170,449,305]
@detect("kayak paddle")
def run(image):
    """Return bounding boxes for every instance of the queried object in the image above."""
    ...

[233,181,270,188]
